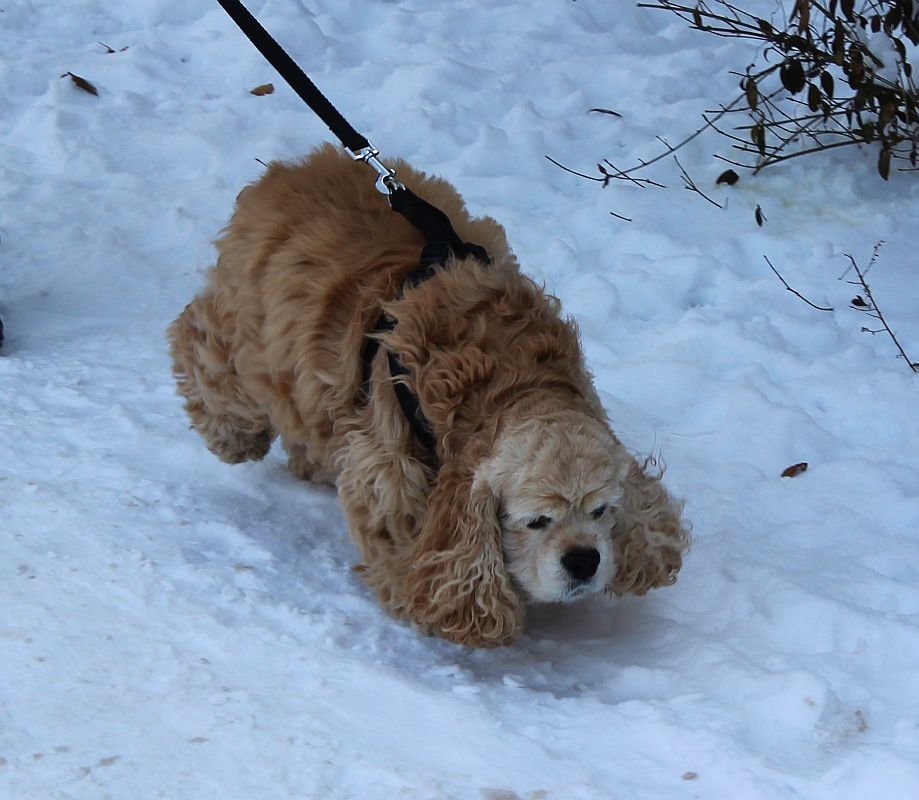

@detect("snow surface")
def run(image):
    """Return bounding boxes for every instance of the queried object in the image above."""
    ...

[2,1,919,798]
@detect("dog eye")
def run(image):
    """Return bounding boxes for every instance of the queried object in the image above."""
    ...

[526,515,552,530]
[589,505,609,520]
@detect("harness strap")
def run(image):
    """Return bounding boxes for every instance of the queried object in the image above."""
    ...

[361,313,438,464]
[361,240,489,469]
[389,188,490,265]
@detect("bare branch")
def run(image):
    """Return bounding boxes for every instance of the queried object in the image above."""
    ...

[843,245,918,373]
[674,156,723,207]
[544,155,607,185]
[764,255,834,312]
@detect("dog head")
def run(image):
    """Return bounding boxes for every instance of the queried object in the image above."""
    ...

[403,409,687,647]
[480,412,628,603]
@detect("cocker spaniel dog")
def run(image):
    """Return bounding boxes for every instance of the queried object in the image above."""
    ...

[168,144,689,647]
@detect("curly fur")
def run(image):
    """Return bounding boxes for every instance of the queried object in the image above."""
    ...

[168,144,689,647]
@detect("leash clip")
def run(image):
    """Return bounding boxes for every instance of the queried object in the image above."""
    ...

[347,143,405,195]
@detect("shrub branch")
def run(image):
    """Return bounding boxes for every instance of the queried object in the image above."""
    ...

[556,1,919,186]
[843,242,918,371]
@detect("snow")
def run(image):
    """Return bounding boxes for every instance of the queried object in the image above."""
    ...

[2,0,919,798]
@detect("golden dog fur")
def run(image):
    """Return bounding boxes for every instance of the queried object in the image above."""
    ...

[168,144,689,647]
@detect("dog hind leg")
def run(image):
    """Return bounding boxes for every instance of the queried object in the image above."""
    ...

[284,441,337,486]
[168,292,275,464]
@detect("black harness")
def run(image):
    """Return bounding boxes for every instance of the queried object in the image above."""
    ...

[360,239,490,467]
[216,0,490,466]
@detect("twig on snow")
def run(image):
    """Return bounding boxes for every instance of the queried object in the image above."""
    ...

[842,244,919,373]
[764,255,833,312]
[674,155,723,208]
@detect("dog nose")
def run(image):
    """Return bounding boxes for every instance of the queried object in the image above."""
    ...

[561,547,601,582]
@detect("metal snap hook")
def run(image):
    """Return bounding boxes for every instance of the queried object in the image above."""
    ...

[347,144,405,195]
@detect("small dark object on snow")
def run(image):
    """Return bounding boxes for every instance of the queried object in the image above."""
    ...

[62,71,99,96]
[781,462,808,478]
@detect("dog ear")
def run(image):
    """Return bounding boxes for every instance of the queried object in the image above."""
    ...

[609,458,690,596]
[402,450,523,647]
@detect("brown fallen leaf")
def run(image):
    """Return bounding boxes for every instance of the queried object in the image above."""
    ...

[781,462,808,478]
[250,83,275,96]
[62,72,99,96]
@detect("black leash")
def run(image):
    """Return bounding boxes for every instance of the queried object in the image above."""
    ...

[216,0,491,466]
[215,0,485,250]
[216,0,369,153]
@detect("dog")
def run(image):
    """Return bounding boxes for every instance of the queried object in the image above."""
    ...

[168,144,689,647]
